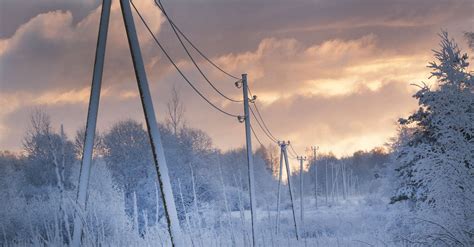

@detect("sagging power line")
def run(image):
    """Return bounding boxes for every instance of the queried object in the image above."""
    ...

[250,123,264,147]
[289,142,300,158]
[249,105,278,144]
[131,1,242,119]
[154,0,243,103]
[153,0,241,80]
[247,87,280,142]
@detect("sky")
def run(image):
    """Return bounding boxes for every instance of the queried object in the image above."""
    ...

[0,0,473,157]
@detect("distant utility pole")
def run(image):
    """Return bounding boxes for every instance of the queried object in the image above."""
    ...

[311,146,318,208]
[240,74,257,246]
[72,1,182,246]
[297,155,307,229]
[275,141,284,235]
[325,160,328,205]
[275,141,300,240]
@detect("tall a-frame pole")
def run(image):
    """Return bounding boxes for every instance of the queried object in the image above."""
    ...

[72,1,182,246]
[283,143,300,240]
[275,141,300,240]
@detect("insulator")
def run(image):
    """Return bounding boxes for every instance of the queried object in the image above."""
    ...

[235,80,242,88]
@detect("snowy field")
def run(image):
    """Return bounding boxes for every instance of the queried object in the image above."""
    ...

[1,192,404,246]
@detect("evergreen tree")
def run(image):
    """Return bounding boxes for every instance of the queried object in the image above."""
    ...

[391,32,473,245]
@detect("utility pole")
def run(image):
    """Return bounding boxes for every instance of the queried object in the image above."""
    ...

[72,1,182,246]
[275,141,299,240]
[283,142,300,240]
[342,161,347,200]
[240,74,257,246]
[311,146,318,208]
[275,141,285,235]
[297,155,307,230]
[325,160,328,205]
[72,1,111,246]
[331,162,335,203]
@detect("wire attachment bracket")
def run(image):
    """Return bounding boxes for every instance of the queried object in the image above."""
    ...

[249,95,257,103]
[235,80,243,88]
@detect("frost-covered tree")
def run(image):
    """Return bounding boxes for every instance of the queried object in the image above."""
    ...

[22,110,76,192]
[102,119,158,232]
[255,144,279,176]
[391,32,474,245]
[165,85,186,135]
[73,126,104,159]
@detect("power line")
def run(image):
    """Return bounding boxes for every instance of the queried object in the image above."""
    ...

[287,146,297,160]
[247,86,300,160]
[252,100,279,141]
[155,0,242,103]
[249,104,278,143]
[131,1,241,119]
[287,147,297,160]
[144,1,304,155]
[247,87,280,142]
[250,123,264,147]
[153,0,241,80]
[289,143,299,158]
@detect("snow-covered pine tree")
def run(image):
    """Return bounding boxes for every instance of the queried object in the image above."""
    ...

[391,32,474,245]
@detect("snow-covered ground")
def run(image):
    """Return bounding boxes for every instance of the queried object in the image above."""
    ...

[228,196,397,247]
[2,194,402,247]
[100,196,400,247]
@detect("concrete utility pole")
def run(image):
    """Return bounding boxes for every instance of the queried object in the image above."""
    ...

[311,146,318,208]
[72,1,111,246]
[120,0,181,244]
[325,160,328,205]
[283,142,300,240]
[275,141,284,235]
[297,155,307,230]
[275,141,299,240]
[240,74,257,246]
[72,1,182,246]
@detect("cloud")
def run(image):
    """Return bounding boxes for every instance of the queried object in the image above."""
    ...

[0,0,163,93]
[211,34,431,104]
[256,81,418,156]
[0,0,472,155]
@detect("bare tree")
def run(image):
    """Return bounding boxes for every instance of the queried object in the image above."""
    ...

[166,85,185,135]
[23,109,76,188]
[73,127,103,159]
